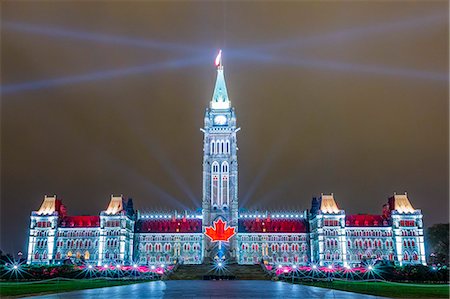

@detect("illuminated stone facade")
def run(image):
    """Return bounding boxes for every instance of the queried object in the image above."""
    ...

[26,54,426,267]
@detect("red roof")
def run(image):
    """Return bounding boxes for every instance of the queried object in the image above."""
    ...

[345,214,388,227]
[136,218,202,233]
[59,216,100,228]
[238,218,307,233]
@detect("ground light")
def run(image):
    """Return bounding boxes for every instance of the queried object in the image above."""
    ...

[4,260,29,280]
[80,263,97,278]
[212,259,230,276]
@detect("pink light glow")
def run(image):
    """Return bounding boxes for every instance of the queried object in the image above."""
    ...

[275,266,293,275]
[215,50,222,67]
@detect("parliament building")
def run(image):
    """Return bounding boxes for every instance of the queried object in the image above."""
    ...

[26,53,426,268]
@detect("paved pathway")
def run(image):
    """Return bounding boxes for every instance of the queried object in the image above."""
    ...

[26,280,390,298]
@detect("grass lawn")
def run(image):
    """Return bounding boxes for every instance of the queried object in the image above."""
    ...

[295,280,450,298]
[0,278,150,297]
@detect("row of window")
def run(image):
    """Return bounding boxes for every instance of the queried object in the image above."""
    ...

[106,230,122,236]
[325,239,339,248]
[346,230,392,237]
[400,220,416,227]
[348,251,419,262]
[239,235,307,242]
[139,254,201,264]
[34,231,49,237]
[210,140,231,155]
[211,161,229,207]
[324,251,340,260]
[265,243,308,252]
[401,230,417,236]
[323,230,339,236]
[35,221,52,228]
[140,243,201,252]
[58,231,99,237]
[139,235,202,242]
[348,252,395,261]
[105,220,121,227]
[35,239,47,248]
[33,250,93,261]
[323,220,340,226]
[242,255,309,264]
[56,239,97,248]
[403,240,417,247]
[106,239,120,247]
[349,239,393,249]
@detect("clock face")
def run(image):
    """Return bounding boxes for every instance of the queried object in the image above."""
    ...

[214,115,227,125]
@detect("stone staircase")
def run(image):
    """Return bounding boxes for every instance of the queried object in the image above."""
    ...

[226,264,271,280]
[168,262,272,280]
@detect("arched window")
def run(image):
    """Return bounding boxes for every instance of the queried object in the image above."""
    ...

[271,244,279,252]
[221,161,229,206]
[211,162,220,206]
[84,251,90,260]
[217,141,222,154]
[334,251,340,260]
[226,140,230,154]
[210,141,214,154]
[403,251,409,261]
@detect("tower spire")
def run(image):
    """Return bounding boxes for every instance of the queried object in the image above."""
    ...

[211,50,230,109]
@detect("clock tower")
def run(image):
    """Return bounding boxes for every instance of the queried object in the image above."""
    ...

[201,51,239,262]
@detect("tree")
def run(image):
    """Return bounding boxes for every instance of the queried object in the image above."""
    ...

[0,250,14,264]
[426,223,449,265]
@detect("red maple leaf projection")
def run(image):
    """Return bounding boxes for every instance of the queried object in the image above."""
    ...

[204,218,236,242]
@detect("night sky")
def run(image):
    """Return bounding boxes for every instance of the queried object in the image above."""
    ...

[1,2,448,255]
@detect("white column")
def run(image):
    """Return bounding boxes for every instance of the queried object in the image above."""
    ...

[27,233,35,264]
